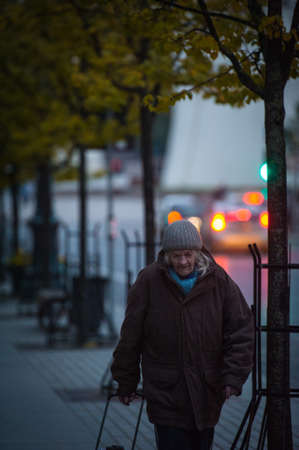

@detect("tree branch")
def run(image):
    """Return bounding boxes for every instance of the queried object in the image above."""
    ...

[281,0,299,83]
[290,0,299,33]
[171,49,260,93]
[196,0,264,99]
[247,0,266,23]
[156,0,255,28]
[172,26,209,44]
[251,50,263,76]
[169,64,237,104]
[111,79,144,96]
[268,0,282,16]
[247,0,267,57]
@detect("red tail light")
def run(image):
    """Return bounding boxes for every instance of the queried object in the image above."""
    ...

[235,208,252,222]
[211,213,226,232]
[243,191,264,206]
[259,211,268,228]
[226,209,252,222]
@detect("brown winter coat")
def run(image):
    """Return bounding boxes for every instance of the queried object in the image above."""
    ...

[111,250,254,431]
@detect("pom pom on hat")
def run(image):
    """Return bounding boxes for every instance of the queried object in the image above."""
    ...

[162,220,203,251]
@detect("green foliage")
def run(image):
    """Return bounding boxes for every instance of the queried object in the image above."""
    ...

[54,166,79,182]
[1,0,297,187]
[90,169,107,179]
[147,0,298,109]
[0,0,141,187]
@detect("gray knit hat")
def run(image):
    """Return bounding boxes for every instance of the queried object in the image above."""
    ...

[162,220,203,251]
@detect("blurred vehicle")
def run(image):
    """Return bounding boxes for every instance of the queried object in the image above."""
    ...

[205,191,268,253]
[158,194,209,238]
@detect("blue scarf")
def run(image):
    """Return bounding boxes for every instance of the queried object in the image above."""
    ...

[169,267,199,294]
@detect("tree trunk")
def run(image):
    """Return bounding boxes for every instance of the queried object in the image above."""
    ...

[10,181,20,255]
[0,190,5,279]
[140,102,156,265]
[76,146,89,345]
[31,162,58,287]
[79,147,86,281]
[265,53,293,449]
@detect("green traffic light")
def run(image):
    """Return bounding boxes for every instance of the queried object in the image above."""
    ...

[259,162,268,181]
[261,187,268,200]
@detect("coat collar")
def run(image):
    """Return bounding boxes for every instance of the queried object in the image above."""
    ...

[157,247,217,303]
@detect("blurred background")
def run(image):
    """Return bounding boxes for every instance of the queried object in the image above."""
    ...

[1,83,298,343]
[0,0,298,348]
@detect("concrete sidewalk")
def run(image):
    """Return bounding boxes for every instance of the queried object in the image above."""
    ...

[0,297,298,450]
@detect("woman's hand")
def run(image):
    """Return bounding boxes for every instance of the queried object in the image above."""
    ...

[224,385,238,400]
[118,393,137,405]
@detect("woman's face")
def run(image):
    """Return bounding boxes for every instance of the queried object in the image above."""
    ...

[169,250,196,278]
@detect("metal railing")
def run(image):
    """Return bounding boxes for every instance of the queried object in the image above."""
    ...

[231,243,299,449]
[121,229,161,293]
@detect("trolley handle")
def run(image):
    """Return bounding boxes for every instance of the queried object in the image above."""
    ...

[94,391,145,450]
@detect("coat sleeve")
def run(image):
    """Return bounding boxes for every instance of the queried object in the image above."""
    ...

[111,270,148,395]
[221,274,255,394]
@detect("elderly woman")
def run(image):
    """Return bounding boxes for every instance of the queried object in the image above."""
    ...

[111,220,254,450]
